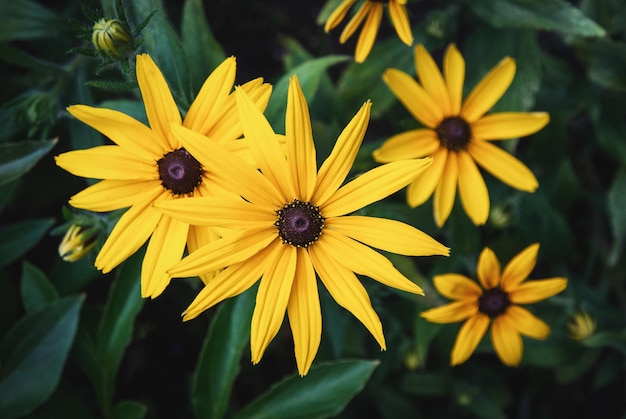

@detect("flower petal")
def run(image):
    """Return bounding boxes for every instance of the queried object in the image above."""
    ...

[421,301,479,323]
[69,179,162,212]
[322,158,432,217]
[472,112,550,140]
[383,68,444,128]
[491,314,523,366]
[433,274,482,301]
[339,2,370,43]
[354,2,382,63]
[457,150,490,226]
[287,248,321,376]
[372,129,440,163]
[443,44,465,115]
[325,0,357,32]
[56,146,158,180]
[406,147,447,207]
[388,0,413,46]
[187,225,222,285]
[461,57,516,123]
[433,150,458,227]
[468,139,538,192]
[451,313,490,366]
[415,44,451,116]
[66,105,165,160]
[313,101,371,206]
[326,216,449,256]
[477,247,501,289]
[251,243,297,364]
[505,305,551,339]
[508,278,568,304]
[500,243,539,290]
[309,244,385,350]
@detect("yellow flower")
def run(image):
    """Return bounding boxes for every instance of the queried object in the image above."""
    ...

[567,310,596,341]
[58,224,98,262]
[55,54,271,298]
[325,0,413,63]
[373,44,549,227]
[421,243,567,366]
[154,76,449,375]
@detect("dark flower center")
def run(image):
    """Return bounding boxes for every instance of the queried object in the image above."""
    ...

[157,148,203,195]
[275,199,325,247]
[478,287,511,318]
[436,116,472,151]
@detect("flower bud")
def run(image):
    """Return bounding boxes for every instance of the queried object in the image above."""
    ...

[92,18,132,58]
[58,224,97,262]
[566,310,596,341]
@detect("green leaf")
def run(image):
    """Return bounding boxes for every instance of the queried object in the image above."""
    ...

[0,139,57,185]
[586,39,626,91]
[234,360,378,419]
[20,260,58,314]
[0,43,66,74]
[181,0,226,94]
[0,218,55,268]
[111,401,148,419]
[0,296,83,418]
[468,0,606,37]
[607,169,626,265]
[584,331,626,355]
[0,0,63,42]
[401,372,450,397]
[191,287,255,419]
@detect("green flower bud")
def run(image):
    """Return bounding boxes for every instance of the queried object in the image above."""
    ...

[92,18,132,58]
[566,310,596,341]
[58,224,97,262]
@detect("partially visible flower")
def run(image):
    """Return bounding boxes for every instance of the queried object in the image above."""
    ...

[154,75,449,375]
[421,243,567,366]
[373,44,549,227]
[92,18,133,59]
[56,54,272,298]
[567,310,596,341]
[324,0,413,63]
[59,224,98,262]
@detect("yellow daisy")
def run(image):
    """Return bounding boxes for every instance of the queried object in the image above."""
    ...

[373,44,550,227]
[154,75,449,375]
[324,0,413,63]
[421,243,567,366]
[55,54,271,298]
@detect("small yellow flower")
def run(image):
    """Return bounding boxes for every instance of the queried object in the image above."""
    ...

[325,0,413,63]
[567,310,596,341]
[421,243,567,366]
[59,224,98,262]
[92,18,133,58]
[374,44,549,227]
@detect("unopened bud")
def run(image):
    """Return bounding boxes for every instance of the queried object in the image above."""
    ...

[92,18,132,58]
[566,310,596,341]
[59,224,97,262]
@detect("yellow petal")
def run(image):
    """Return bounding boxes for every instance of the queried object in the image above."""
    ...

[136,54,182,149]
[326,216,449,256]
[505,305,551,339]
[66,105,165,160]
[468,140,538,192]
[69,179,162,212]
[508,278,568,304]
[383,68,444,128]
[354,2,382,63]
[319,230,424,295]
[142,214,189,298]
[339,2,370,44]
[372,128,440,163]
[415,44,451,116]
[450,313,490,366]
[406,147,447,207]
[286,76,317,201]
[461,57,516,123]
[457,150,489,226]
[477,247,501,289]
[313,101,371,206]
[56,146,158,180]
[187,225,222,285]
[500,243,539,290]
[322,158,433,217]
[491,314,523,366]
[471,112,550,140]
[325,0,357,32]
[287,248,321,376]
[433,273,482,300]
[433,151,458,227]
[443,44,465,115]
[421,301,479,323]
[309,243,385,350]
[388,0,413,46]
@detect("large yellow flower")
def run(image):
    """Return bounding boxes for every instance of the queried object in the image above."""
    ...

[325,0,413,63]
[154,76,449,375]
[421,243,567,366]
[55,54,271,298]
[373,44,549,227]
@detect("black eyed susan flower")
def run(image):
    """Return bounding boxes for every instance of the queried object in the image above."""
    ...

[154,76,449,376]
[421,243,567,366]
[373,44,549,227]
[55,54,271,298]
[325,0,413,63]
[567,310,596,341]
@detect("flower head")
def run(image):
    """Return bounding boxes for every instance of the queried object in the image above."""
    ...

[55,54,271,298]
[325,0,413,63]
[154,75,449,375]
[92,18,133,59]
[421,243,567,366]
[567,310,596,341]
[373,44,549,227]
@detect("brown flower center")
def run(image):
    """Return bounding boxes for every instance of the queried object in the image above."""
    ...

[436,116,472,151]
[276,199,325,247]
[478,287,511,318]
[157,148,203,195]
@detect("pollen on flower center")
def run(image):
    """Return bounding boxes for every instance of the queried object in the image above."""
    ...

[478,287,511,318]
[436,116,472,151]
[275,199,325,247]
[157,148,203,195]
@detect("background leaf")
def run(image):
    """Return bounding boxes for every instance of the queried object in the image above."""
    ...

[20,260,59,314]
[0,218,55,268]
[0,139,57,185]
[0,0,64,42]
